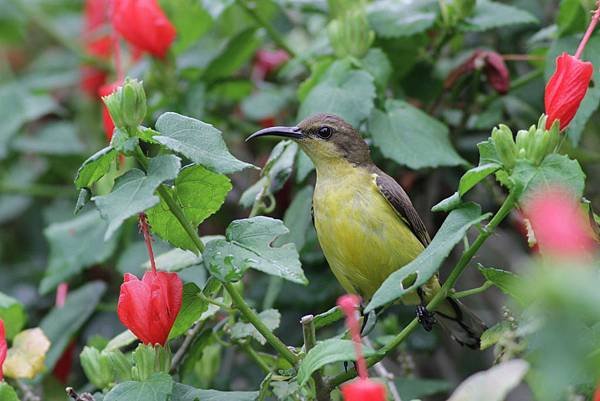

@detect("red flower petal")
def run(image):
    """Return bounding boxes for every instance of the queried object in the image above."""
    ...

[0,319,6,381]
[545,53,594,130]
[341,379,386,401]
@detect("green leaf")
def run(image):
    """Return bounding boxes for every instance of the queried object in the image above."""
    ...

[431,192,463,213]
[298,59,376,127]
[298,58,334,103]
[93,155,181,240]
[0,292,26,340]
[147,164,232,252]
[480,321,512,350]
[231,309,281,345]
[278,186,314,252]
[203,216,307,284]
[478,266,525,305]
[240,140,297,208]
[172,383,258,401]
[546,35,600,144]
[165,0,213,53]
[0,157,47,224]
[12,122,85,155]
[75,146,117,190]
[394,377,452,400]
[0,383,20,401]
[155,112,253,174]
[360,48,392,91]
[40,282,106,372]
[446,359,529,401]
[104,373,174,401]
[509,154,585,202]
[203,28,262,81]
[459,163,501,196]
[366,204,490,312]
[313,307,343,329]
[241,85,293,121]
[556,0,587,37]
[40,210,119,294]
[297,339,377,385]
[367,0,437,38]
[461,0,537,32]
[142,248,205,273]
[370,100,465,170]
[169,283,208,339]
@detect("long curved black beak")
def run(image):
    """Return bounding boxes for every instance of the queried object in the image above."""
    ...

[246,126,303,141]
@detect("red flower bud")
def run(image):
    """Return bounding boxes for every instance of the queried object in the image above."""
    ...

[444,50,510,95]
[544,53,593,130]
[523,187,597,258]
[252,49,289,81]
[80,0,112,96]
[594,385,600,401]
[112,0,176,59]
[98,81,120,140]
[0,319,6,381]
[341,378,386,401]
[117,271,183,346]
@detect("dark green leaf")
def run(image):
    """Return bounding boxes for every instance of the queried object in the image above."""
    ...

[231,309,281,345]
[447,359,529,401]
[0,292,27,340]
[297,58,334,103]
[40,210,119,294]
[509,154,585,202]
[367,0,437,38]
[370,100,465,169]
[203,216,307,284]
[395,377,452,400]
[298,60,376,127]
[172,383,258,401]
[12,122,85,155]
[165,0,213,53]
[0,383,20,401]
[366,204,490,312]
[0,157,47,224]
[169,283,208,339]
[147,164,231,252]
[459,163,501,196]
[40,282,106,372]
[203,28,262,81]
[478,266,525,305]
[557,0,587,37]
[461,0,537,31]
[240,140,298,208]
[74,146,117,190]
[297,339,377,385]
[93,155,181,240]
[104,373,174,401]
[477,139,502,166]
[155,112,253,174]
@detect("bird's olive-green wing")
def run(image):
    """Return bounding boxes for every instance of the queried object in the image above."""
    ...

[373,171,431,247]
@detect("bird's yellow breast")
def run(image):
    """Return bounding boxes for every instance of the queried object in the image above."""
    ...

[312,161,425,300]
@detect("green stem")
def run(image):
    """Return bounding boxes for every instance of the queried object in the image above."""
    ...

[235,0,299,60]
[327,190,518,389]
[242,343,272,373]
[453,281,493,299]
[225,282,298,365]
[10,0,111,70]
[302,315,329,401]
[0,183,73,197]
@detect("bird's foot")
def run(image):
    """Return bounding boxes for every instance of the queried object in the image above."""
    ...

[416,305,436,332]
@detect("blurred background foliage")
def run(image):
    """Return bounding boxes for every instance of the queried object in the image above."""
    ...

[0,0,600,400]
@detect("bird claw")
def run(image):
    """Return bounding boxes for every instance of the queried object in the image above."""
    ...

[416,305,436,332]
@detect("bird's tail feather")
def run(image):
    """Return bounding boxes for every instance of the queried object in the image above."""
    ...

[434,297,487,349]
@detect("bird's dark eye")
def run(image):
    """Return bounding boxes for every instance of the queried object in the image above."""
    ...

[317,126,332,139]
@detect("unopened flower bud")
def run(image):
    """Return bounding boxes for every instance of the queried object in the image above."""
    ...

[101,78,147,131]
[80,347,114,389]
[328,8,374,58]
[105,350,132,382]
[491,125,517,169]
[131,343,171,381]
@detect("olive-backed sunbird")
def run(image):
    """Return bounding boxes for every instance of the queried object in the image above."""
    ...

[248,114,486,348]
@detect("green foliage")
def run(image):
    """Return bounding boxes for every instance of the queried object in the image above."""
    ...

[370,100,465,169]
[394,377,452,400]
[459,163,501,196]
[298,59,376,127]
[94,155,181,239]
[231,309,281,345]
[0,383,20,401]
[367,0,437,38]
[367,204,490,312]
[75,147,117,190]
[460,0,538,31]
[169,283,209,339]
[203,217,307,284]
[297,339,377,385]
[477,266,525,305]
[147,165,231,252]
[104,373,174,401]
[172,383,258,401]
[0,292,26,340]
[40,210,119,293]
[154,113,253,174]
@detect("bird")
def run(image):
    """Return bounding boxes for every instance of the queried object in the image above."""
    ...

[247,113,486,348]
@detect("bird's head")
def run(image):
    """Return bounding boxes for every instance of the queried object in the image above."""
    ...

[247,114,371,168]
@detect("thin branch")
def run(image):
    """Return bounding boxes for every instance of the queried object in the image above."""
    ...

[302,315,329,401]
[242,342,272,373]
[453,281,494,299]
[170,320,207,372]
[327,190,519,389]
